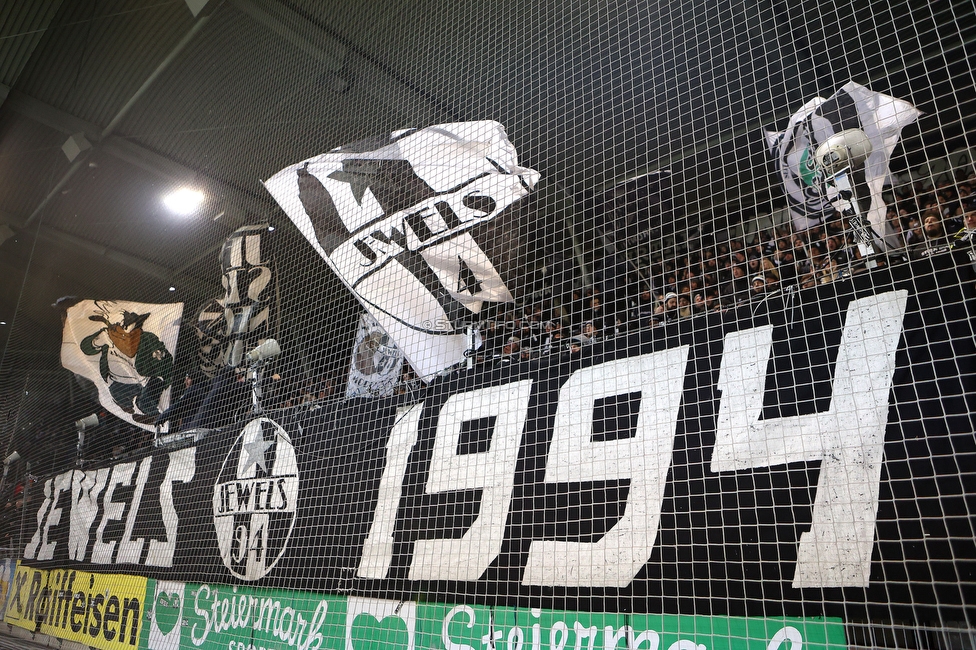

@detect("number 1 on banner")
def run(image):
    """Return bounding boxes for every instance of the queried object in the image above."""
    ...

[710,291,907,588]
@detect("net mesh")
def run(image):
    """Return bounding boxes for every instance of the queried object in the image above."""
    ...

[0,1,973,648]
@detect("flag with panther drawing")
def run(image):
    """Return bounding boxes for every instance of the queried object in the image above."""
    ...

[61,299,183,431]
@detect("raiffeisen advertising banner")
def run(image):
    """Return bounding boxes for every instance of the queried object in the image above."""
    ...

[3,563,48,632]
[40,568,149,650]
[18,261,976,630]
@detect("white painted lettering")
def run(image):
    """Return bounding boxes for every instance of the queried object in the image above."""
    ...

[92,462,135,564]
[116,456,153,564]
[146,447,196,567]
[68,468,109,561]
[523,347,690,587]
[443,605,478,650]
[36,471,73,560]
[710,291,907,588]
[358,403,424,579]
[23,478,53,559]
[410,380,533,581]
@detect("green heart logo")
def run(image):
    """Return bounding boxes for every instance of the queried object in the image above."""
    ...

[154,592,182,636]
[351,612,410,650]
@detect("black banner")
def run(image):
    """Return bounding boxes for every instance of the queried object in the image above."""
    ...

[21,259,976,626]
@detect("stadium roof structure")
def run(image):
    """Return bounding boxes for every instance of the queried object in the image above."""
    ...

[0,0,973,443]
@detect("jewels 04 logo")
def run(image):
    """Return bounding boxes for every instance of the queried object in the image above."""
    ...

[213,418,299,580]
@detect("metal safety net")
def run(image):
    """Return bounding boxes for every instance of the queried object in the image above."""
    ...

[0,1,973,649]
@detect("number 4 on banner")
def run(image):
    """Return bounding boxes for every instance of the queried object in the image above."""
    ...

[710,291,907,588]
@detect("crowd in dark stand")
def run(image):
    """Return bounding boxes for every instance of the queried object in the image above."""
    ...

[31,173,976,476]
[4,175,974,555]
[156,367,339,433]
[1,483,26,553]
[464,172,976,367]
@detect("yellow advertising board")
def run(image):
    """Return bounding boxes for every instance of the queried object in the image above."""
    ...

[39,568,148,650]
[3,562,48,631]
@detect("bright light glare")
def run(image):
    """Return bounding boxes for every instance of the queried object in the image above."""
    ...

[163,188,205,215]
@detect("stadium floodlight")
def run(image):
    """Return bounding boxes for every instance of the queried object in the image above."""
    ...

[163,188,205,215]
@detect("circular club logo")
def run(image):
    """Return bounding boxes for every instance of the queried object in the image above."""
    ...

[213,417,299,580]
[778,113,835,215]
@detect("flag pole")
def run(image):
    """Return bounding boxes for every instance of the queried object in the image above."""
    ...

[815,129,880,271]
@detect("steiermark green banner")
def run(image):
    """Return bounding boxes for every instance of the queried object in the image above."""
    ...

[142,580,345,650]
[141,581,847,650]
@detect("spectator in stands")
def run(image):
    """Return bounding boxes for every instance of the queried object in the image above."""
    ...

[481,317,503,356]
[886,208,907,249]
[395,366,421,397]
[185,365,251,429]
[535,319,563,356]
[773,247,798,284]
[910,210,952,258]
[581,294,605,333]
[155,369,211,431]
[658,292,679,322]
[630,287,656,328]
[747,255,762,276]
[950,210,976,264]
[568,321,599,352]
[826,235,849,266]
[904,216,924,247]
[721,266,749,306]
[581,320,600,342]
[957,209,976,238]
[958,181,975,212]
[750,274,768,298]
[495,336,521,364]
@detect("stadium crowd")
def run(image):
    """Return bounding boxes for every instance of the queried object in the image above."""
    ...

[468,171,976,366]
[43,173,976,446]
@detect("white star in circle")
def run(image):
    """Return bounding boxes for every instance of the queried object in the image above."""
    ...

[241,437,274,473]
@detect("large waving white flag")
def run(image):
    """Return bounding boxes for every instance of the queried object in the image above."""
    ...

[264,121,539,380]
[61,300,183,431]
[766,81,919,247]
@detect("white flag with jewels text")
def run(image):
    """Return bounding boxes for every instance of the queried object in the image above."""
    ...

[264,121,538,380]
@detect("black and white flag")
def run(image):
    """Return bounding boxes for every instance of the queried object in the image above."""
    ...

[346,312,404,399]
[766,81,919,245]
[195,223,277,375]
[264,121,539,380]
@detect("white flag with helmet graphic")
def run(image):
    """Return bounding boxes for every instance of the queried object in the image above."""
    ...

[766,81,919,247]
[263,121,538,380]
